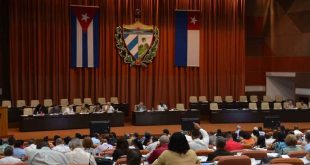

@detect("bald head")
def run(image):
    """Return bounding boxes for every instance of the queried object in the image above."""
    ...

[159,135,169,145]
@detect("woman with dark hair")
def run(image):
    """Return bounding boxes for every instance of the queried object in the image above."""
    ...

[113,138,129,161]
[132,139,144,150]
[272,132,287,154]
[152,132,200,165]
[127,149,142,165]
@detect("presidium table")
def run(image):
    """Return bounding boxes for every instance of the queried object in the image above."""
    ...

[20,112,125,132]
[132,109,200,125]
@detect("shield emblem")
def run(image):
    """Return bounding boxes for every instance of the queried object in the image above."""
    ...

[115,21,159,67]
[123,29,153,60]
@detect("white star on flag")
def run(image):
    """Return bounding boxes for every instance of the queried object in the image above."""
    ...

[190,16,198,24]
[81,13,90,22]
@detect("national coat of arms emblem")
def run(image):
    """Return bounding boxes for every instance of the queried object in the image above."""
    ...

[115,10,159,67]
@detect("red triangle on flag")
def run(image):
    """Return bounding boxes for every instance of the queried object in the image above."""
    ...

[71,6,98,32]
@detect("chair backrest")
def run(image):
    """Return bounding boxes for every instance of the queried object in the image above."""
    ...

[273,102,282,110]
[239,96,248,102]
[189,96,198,103]
[16,100,26,108]
[195,150,214,156]
[176,103,185,111]
[214,96,223,102]
[75,106,82,113]
[261,102,270,110]
[263,95,272,102]
[60,99,69,106]
[43,99,53,107]
[110,97,119,104]
[1,100,12,108]
[198,96,207,102]
[23,108,33,116]
[225,96,233,102]
[287,151,307,158]
[217,155,251,165]
[250,95,258,102]
[97,97,106,104]
[270,158,304,165]
[73,98,82,105]
[30,100,40,107]
[275,95,283,102]
[241,150,267,159]
[249,102,257,110]
[210,103,219,110]
[83,98,93,105]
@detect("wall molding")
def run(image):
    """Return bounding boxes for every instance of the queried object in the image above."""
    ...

[295,88,310,95]
[245,85,266,92]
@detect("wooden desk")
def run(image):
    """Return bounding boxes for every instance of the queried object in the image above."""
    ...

[0,107,8,136]
[132,110,200,125]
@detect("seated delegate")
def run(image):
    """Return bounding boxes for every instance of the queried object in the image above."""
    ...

[157,102,168,111]
[136,102,147,112]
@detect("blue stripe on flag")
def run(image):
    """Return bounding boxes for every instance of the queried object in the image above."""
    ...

[71,14,77,68]
[127,36,138,51]
[93,14,99,68]
[82,32,88,67]
[175,11,188,67]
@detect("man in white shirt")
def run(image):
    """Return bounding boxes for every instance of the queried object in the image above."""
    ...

[52,138,71,153]
[189,122,209,150]
[136,102,147,112]
[94,138,113,154]
[0,146,22,164]
[104,102,115,113]
[157,102,168,111]
[24,139,37,156]
[28,141,69,165]
[91,133,101,146]
[65,138,97,165]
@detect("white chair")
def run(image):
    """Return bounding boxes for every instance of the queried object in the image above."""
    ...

[83,98,93,105]
[23,108,33,116]
[250,95,258,102]
[275,95,283,102]
[75,106,82,113]
[16,100,26,108]
[97,97,106,105]
[1,100,12,108]
[30,100,40,107]
[210,103,219,110]
[43,99,53,107]
[249,102,257,110]
[176,103,185,111]
[225,96,233,102]
[189,96,198,103]
[73,98,82,105]
[214,96,223,103]
[239,96,248,102]
[273,102,282,110]
[198,96,208,102]
[110,97,119,104]
[263,95,272,102]
[60,99,69,106]
[261,102,270,110]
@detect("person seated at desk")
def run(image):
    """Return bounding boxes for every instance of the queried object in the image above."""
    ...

[284,100,296,109]
[104,102,115,113]
[62,106,74,115]
[135,102,146,112]
[33,104,47,115]
[80,104,90,113]
[50,105,61,114]
[93,103,103,112]
[157,102,168,111]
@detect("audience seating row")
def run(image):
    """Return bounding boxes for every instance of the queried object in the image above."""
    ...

[1,97,120,108]
[189,95,291,103]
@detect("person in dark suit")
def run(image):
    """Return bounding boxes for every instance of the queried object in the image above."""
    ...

[33,104,47,115]
[50,105,61,114]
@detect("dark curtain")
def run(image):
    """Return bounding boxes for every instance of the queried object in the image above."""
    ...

[9,0,245,111]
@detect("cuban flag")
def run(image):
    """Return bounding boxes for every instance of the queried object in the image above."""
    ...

[175,11,200,67]
[70,5,99,68]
